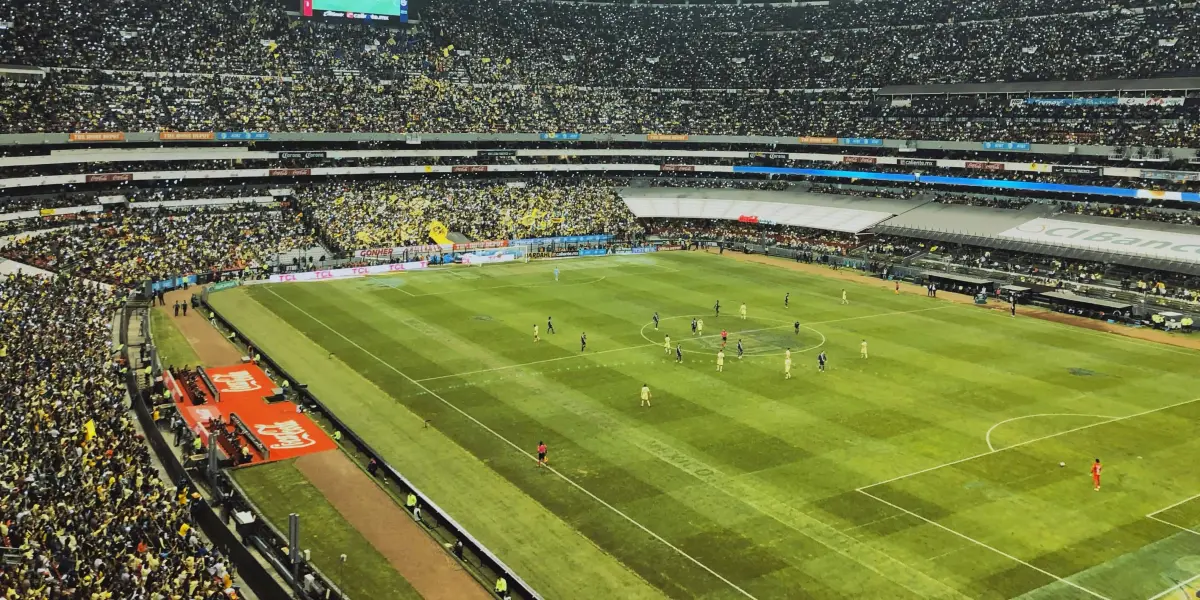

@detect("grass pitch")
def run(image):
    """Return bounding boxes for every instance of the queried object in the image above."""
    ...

[211,252,1200,600]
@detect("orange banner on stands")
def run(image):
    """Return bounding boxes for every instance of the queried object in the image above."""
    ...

[159,131,215,141]
[69,132,125,142]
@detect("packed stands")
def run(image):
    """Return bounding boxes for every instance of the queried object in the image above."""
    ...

[299,179,640,252]
[0,0,1199,143]
[1,205,316,285]
[0,273,240,599]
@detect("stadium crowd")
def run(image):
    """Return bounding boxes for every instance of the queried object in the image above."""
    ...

[0,273,240,600]
[0,205,316,285]
[298,179,640,251]
[0,0,1198,143]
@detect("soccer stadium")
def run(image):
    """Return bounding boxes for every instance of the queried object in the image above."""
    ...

[3,0,1200,598]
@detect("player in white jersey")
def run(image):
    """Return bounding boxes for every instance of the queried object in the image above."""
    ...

[784,357,793,379]
[716,350,725,372]
[640,384,652,407]
[739,302,747,320]
[860,339,868,359]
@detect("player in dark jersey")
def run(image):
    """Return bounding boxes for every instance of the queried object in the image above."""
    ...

[653,311,660,330]
[794,320,800,335]
[736,339,744,359]
[580,332,587,351]
[714,300,720,317]
[784,292,790,309]
[547,316,556,334]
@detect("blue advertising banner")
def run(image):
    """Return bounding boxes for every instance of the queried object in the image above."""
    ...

[579,248,609,257]
[728,166,1200,202]
[538,132,581,141]
[838,137,884,146]
[1024,98,1117,106]
[631,247,658,254]
[215,131,271,141]
[515,234,611,245]
[151,274,197,292]
[982,142,1031,151]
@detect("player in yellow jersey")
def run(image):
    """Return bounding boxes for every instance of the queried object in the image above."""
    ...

[860,339,868,359]
[533,324,539,342]
[716,350,725,372]
[739,302,747,320]
[664,334,671,354]
[784,357,793,379]
[640,383,652,407]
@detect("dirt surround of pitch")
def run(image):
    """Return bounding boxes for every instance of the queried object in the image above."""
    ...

[156,288,491,600]
[705,249,1200,352]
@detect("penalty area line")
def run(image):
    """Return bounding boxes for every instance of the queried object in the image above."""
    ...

[260,286,763,600]
[856,488,1112,600]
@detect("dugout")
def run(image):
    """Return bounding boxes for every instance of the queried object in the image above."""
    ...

[1037,290,1134,321]
[923,271,997,295]
[998,285,1033,304]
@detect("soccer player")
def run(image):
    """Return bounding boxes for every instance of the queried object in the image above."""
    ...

[640,383,652,407]
[537,441,548,467]
[737,339,744,359]
[784,356,793,379]
[697,318,704,337]
[554,267,560,281]
[691,318,698,336]
[794,320,800,335]
[664,334,671,354]
[714,300,721,317]
[653,311,660,330]
[1091,458,1102,491]
[720,329,728,347]
[675,344,683,363]
[716,349,725,372]
[784,292,790,309]
[817,351,827,372]
[739,302,747,320]
[860,339,868,359]
[841,289,848,305]
[533,324,540,342]
[580,332,587,352]
[785,347,791,362]
[894,281,900,295]
[547,316,555,334]
[1010,299,1017,318]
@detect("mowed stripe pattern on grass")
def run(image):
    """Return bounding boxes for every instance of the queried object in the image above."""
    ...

[223,253,1200,599]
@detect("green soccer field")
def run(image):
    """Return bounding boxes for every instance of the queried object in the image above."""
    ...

[211,252,1200,600]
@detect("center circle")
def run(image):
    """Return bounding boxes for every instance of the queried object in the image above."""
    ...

[639,314,825,357]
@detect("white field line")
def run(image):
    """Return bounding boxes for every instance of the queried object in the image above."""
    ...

[862,396,1200,490]
[414,305,955,383]
[261,286,762,600]
[1147,572,1200,600]
[1147,515,1200,538]
[1147,492,1200,518]
[857,488,1113,600]
[985,413,1116,452]
[405,275,608,297]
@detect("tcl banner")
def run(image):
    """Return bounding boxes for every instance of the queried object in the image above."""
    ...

[269,261,427,283]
